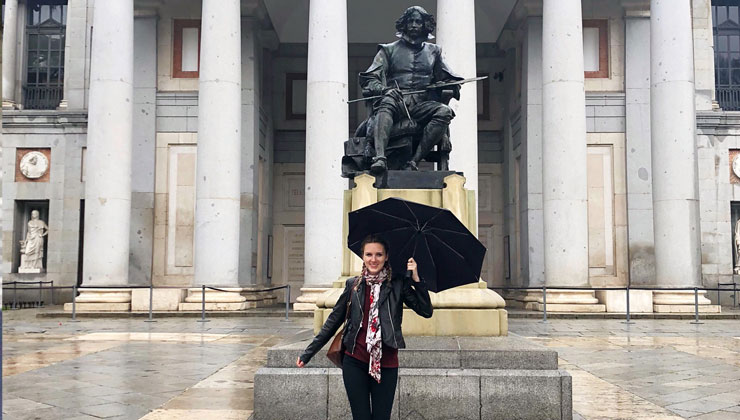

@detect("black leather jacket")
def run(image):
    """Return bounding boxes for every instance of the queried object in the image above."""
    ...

[299,275,433,364]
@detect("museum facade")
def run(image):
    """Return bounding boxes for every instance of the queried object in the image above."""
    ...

[1,0,737,312]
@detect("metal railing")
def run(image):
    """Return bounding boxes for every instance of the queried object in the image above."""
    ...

[490,285,739,325]
[1,283,292,323]
[2,280,55,309]
[716,85,740,111]
[23,85,63,110]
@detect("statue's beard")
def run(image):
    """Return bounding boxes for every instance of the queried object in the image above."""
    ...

[401,31,427,45]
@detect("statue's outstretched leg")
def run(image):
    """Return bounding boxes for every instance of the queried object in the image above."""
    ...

[371,110,393,173]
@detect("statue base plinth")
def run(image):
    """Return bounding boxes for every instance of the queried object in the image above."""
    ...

[18,268,44,274]
[351,170,462,189]
[314,281,508,337]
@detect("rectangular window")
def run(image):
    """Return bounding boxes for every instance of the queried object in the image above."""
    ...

[713,2,740,110]
[24,0,67,110]
[583,20,608,79]
[173,19,201,78]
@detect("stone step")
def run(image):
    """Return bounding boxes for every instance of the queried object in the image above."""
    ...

[268,335,558,370]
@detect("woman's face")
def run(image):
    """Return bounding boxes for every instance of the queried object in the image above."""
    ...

[362,242,387,275]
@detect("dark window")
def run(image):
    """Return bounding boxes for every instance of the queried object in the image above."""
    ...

[714,1,740,110]
[24,0,67,110]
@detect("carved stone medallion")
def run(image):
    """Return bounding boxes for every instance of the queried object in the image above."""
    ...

[19,151,49,179]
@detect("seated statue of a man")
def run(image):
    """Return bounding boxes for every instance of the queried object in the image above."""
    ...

[360,6,463,174]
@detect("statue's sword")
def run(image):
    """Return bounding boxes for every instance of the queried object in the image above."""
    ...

[347,76,488,104]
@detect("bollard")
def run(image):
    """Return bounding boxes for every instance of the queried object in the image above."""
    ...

[281,285,291,322]
[197,284,210,323]
[541,285,548,323]
[622,286,635,324]
[690,287,703,325]
[144,284,156,323]
[70,284,80,322]
[38,281,43,307]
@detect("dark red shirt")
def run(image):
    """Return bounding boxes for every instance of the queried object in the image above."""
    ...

[345,283,399,368]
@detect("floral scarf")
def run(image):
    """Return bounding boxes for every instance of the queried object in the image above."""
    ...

[362,263,389,383]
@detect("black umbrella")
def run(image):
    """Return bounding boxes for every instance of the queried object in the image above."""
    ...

[347,197,486,292]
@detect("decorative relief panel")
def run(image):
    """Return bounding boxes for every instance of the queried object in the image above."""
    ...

[15,148,51,182]
[730,149,740,184]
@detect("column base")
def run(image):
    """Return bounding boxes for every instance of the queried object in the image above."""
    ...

[504,289,542,310]
[2,100,19,110]
[294,287,332,311]
[57,99,68,110]
[63,288,132,312]
[652,291,721,313]
[534,289,606,312]
[178,287,255,311]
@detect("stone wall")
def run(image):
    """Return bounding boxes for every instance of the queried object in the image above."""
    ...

[697,113,739,305]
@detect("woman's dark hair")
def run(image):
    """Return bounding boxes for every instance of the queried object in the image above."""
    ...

[395,6,436,37]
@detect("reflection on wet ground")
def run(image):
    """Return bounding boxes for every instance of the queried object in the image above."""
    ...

[3,309,740,419]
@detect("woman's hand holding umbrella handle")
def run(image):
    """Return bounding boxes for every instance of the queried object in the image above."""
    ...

[296,358,305,368]
[407,258,420,283]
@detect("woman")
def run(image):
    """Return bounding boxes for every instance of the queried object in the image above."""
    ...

[297,234,433,420]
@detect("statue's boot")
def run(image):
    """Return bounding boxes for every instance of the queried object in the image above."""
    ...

[371,111,393,174]
[407,121,446,169]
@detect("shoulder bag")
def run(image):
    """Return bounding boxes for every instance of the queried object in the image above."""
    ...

[326,278,358,368]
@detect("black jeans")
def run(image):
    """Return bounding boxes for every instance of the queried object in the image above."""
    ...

[342,355,399,420]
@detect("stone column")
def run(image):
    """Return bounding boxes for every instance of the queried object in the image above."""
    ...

[650,0,716,312]
[68,0,134,311]
[2,0,19,108]
[624,9,655,286]
[541,0,602,311]
[194,0,242,288]
[295,0,348,311]
[436,0,479,209]
[59,0,89,109]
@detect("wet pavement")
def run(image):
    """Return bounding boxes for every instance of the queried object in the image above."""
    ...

[2,308,740,419]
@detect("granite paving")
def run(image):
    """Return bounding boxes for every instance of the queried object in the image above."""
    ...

[2,308,740,419]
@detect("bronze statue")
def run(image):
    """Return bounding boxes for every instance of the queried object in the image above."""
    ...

[342,6,464,177]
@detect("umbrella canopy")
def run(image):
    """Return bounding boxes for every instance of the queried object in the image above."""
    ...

[348,197,486,292]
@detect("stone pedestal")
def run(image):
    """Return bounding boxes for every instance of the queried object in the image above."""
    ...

[293,287,332,312]
[18,268,43,274]
[64,289,132,312]
[653,291,721,313]
[315,280,508,337]
[255,336,572,420]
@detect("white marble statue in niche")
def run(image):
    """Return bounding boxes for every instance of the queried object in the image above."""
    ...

[19,210,49,273]
[19,151,49,179]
